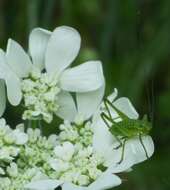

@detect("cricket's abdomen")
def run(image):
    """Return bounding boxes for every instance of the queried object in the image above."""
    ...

[109,119,149,139]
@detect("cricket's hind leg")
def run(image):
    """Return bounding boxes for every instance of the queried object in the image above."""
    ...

[117,138,127,164]
[139,134,149,159]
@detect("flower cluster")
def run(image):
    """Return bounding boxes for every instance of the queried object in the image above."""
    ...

[0,166,45,190]
[0,119,27,163]
[0,118,105,190]
[48,120,104,186]
[22,69,60,123]
[58,120,93,146]
[0,122,59,190]
[0,26,154,190]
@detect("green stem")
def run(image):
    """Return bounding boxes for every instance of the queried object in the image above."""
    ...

[26,119,43,134]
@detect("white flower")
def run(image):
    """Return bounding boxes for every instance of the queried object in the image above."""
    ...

[12,129,28,145]
[0,148,14,161]
[25,162,134,190]
[24,89,154,190]
[0,118,28,162]
[92,88,155,167]
[0,119,28,145]
[0,26,104,122]
[50,158,70,173]
[0,118,10,135]
[25,88,137,190]
[0,167,5,175]
[54,142,75,161]
[6,162,18,178]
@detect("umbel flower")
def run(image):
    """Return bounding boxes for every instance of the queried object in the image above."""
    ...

[0,26,104,123]
[0,118,59,190]
[0,118,28,161]
[0,25,154,190]
[25,89,154,190]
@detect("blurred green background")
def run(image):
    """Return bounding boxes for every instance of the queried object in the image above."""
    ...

[0,0,170,190]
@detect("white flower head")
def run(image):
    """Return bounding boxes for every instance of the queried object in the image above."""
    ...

[0,24,155,190]
[25,163,133,190]
[24,90,154,190]
[25,101,135,190]
[6,162,18,178]
[0,26,104,123]
[0,118,28,162]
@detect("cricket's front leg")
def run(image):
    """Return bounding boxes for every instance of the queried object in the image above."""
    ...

[101,112,113,128]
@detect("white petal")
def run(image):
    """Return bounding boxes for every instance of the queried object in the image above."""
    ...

[107,88,118,102]
[29,28,51,70]
[45,26,81,74]
[0,49,10,79]
[114,97,139,119]
[6,73,22,105]
[49,158,59,171]
[0,167,5,175]
[0,49,22,105]
[128,135,154,164]
[6,39,32,78]
[94,127,154,168]
[92,118,116,167]
[13,129,28,145]
[89,171,121,190]
[108,158,134,174]
[56,91,77,121]
[0,80,6,116]
[108,136,154,167]
[62,183,86,190]
[60,61,104,92]
[76,83,105,120]
[54,142,75,161]
[0,118,6,127]
[25,179,62,190]
[93,131,132,168]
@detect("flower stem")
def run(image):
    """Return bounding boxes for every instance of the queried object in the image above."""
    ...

[26,119,43,134]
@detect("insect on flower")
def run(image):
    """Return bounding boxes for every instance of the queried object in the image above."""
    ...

[101,98,152,164]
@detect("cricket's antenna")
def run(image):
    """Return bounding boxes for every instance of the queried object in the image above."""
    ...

[150,79,155,127]
[145,77,155,127]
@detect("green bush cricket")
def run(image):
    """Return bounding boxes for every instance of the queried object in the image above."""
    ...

[101,98,152,164]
